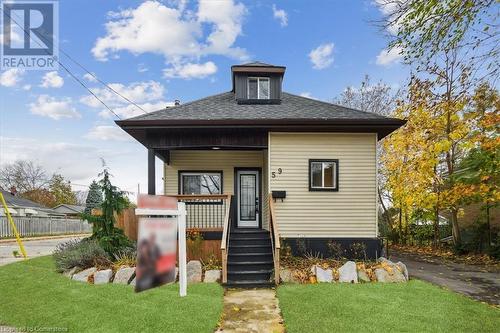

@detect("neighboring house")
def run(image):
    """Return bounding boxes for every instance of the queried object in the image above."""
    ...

[116,62,405,286]
[0,190,63,217]
[53,204,85,217]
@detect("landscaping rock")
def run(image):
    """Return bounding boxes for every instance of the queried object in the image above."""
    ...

[396,261,409,281]
[374,267,406,283]
[187,260,202,283]
[204,270,221,283]
[357,268,371,283]
[113,267,135,284]
[72,267,96,282]
[94,269,112,284]
[314,266,333,283]
[338,261,358,283]
[279,268,293,283]
[63,267,79,278]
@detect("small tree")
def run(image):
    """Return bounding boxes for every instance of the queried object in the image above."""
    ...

[84,181,103,214]
[49,174,77,207]
[82,169,131,254]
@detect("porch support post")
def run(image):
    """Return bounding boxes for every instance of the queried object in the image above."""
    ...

[148,148,156,195]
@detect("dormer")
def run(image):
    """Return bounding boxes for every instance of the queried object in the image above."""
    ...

[231,62,286,104]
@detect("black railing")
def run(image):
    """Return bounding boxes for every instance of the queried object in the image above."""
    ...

[173,194,231,230]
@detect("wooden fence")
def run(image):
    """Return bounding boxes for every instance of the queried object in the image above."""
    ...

[0,217,92,238]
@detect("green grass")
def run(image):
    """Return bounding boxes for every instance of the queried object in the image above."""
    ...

[277,281,500,333]
[0,256,223,333]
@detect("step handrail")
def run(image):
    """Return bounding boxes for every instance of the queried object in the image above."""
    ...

[268,196,281,284]
[221,194,233,283]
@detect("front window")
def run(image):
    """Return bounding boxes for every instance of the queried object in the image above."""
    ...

[180,172,222,195]
[248,77,270,99]
[309,160,338,191]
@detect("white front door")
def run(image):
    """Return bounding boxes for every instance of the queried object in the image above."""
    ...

[236,170,260,228]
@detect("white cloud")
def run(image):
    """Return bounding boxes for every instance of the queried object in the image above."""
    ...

[40,71,64,88]
[98,100,175,119]
[29,95,81,120]
[83,73,98,82]
[163,61,217,79]
[85,125,132,141]
[80,80,165,108]
[0,68,24,87]
[91,0,248,67]
[309,43,334,70]
[22,84,31,91]
[376,46,403,66]
[299,92,314,99]
[272,4,288,27]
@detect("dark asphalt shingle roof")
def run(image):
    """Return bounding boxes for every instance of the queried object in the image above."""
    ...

[1,190,46,208]
[124,91,393,122]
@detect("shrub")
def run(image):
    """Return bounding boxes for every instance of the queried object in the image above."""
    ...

[327,240,343,259]
[112,247,137,270]
[53,239,110,273]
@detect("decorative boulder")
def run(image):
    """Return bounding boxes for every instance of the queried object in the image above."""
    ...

[374,267,406,283]
[396,262,409,281]
[357,268,371,283]
[279,268,294,283]
[63,267,79,278]
[94,269,113,284]
[314,266,333,283]
[187,260,202,283]
[72,267,96,282]
[338,261,358,283]
[204,270,221,283]
[113,267,135,284]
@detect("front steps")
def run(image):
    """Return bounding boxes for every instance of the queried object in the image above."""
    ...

[225,228,274,288]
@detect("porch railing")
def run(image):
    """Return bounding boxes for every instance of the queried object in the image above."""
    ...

[269,196,281,284]
[221,195,234,283]
[172,194,231,230]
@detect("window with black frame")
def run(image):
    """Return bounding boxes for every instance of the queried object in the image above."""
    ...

[309,159,338,191]
[179,171,222,195]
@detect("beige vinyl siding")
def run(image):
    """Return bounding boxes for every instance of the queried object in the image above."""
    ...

[269,133,377,238]
[164,150,269,227]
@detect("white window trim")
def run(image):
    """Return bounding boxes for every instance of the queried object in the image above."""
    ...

[180,171,222,195]
[247,77,270,99]
[310,161,337,190]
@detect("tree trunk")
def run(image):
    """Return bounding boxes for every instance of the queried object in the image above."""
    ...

[433,207,440,248]
[378,187,392,229]
[398,206,403,244]
[486,203,492,246]
[450,208,461,245]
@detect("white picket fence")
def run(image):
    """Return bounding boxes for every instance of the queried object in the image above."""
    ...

[0,217,92,238]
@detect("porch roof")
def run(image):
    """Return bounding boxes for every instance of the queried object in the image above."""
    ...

[115,91,406,154]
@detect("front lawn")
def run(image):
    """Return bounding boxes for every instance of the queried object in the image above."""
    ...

[0,256,223,333]
[277,281,500,333]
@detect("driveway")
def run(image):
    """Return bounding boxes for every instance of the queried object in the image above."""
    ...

[390,250,500,305]
[0,236,86,266]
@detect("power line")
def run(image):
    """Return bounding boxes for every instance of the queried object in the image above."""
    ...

[2,9,147,118]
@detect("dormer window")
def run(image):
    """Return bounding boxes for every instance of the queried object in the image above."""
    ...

[248,77,270,99]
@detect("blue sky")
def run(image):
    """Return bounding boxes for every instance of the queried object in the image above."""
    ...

[0,0,407,199]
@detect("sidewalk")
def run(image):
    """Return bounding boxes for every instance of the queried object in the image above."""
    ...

[216,289,285,333]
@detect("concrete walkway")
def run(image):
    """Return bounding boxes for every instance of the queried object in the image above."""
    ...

[0,235,86,266]
[390,250,500,305]
[216,289,285,333]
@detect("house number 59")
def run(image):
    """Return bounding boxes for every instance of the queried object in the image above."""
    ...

[271,168,283,178]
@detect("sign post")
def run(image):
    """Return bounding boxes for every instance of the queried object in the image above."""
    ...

[135,195,187,297]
